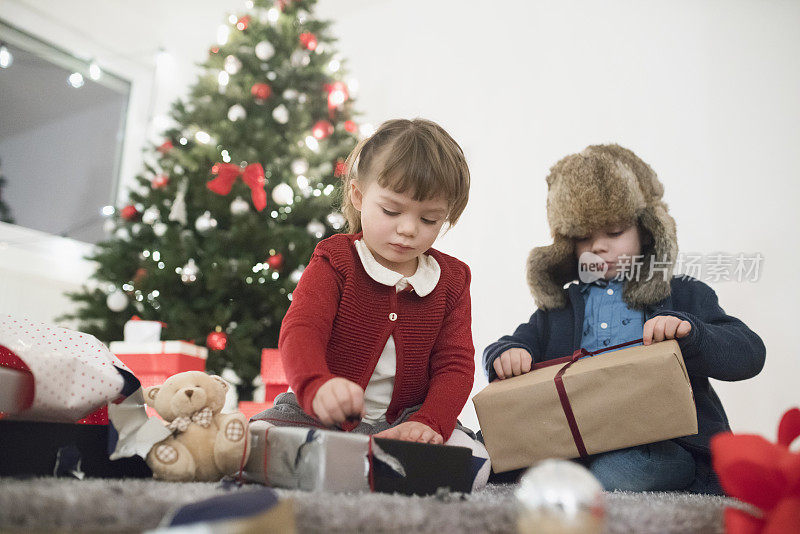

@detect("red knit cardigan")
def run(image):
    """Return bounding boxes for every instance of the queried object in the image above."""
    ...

[278,232,475,439]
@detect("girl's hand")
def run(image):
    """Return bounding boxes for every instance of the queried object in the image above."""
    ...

[493,348,533,380]
[312,377,365,427]
[643,315,692,346]
[375,421,443,444]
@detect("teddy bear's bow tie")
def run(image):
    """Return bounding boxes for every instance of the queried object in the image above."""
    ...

[167,407,213,433]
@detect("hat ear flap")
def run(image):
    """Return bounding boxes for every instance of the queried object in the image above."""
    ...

[527,234,576,310]
[622,204,677,309]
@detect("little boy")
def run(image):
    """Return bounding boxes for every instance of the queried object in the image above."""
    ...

[484,144,765,493]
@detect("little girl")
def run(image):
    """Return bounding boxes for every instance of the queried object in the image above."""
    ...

[253,118,489,486]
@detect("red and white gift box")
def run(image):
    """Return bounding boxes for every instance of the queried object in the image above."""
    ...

[109,341,207,389]
[0,315,130,423]
[238,349,290,419]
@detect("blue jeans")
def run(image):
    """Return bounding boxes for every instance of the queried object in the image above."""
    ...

[579,440,696,492]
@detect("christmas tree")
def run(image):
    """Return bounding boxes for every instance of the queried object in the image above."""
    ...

[62,0,360,399]
[0,158,14,224]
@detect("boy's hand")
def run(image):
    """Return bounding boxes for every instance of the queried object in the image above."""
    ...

[374,421,443,444]
[312,377,365,427]
[493,348,533,380]
[643,315,692,346]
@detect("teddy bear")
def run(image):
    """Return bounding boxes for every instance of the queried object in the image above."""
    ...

[144,371,251,482]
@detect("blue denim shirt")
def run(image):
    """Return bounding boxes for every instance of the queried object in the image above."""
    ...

[579,278,645,352]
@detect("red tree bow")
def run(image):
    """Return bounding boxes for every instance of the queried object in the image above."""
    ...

[207,162,267,212]
[712,407,800,534]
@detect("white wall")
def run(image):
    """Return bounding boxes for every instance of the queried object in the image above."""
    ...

[313,0,800,437]
[1,0,797,438]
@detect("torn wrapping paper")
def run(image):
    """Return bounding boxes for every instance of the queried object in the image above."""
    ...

[243,421,377,493]
[241,422,474,495]
[0,315,130,422]
[107,388,172,460]
[473,339,697,473]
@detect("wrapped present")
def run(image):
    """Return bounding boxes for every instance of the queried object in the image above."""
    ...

[0,315,162,478]
[109,340,207,389]
[0,363,34,416]
[241,422,473,495]
[473,339,697,473]
[123,316,165,343]
[0,315,131,422]
[261,348,289,404]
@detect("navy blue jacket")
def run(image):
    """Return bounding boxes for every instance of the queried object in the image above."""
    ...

[483,276,766,454]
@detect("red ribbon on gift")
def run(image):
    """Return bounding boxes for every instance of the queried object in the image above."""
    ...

[0,344,35,415]
[207,162,267,211]
[531,338,645,458]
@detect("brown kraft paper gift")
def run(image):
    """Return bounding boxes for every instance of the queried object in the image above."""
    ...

[473,339,697,473]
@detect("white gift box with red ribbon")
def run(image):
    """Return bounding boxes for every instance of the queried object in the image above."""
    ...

[0,315,131,422]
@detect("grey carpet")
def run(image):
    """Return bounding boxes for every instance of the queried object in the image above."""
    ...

[0,477,734,533]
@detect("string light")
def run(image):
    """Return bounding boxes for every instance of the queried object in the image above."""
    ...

[68,72,85,88]
[88,61,102,81]
[0,45,13,69]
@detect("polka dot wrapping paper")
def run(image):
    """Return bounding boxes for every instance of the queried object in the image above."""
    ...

[0,315,130,423]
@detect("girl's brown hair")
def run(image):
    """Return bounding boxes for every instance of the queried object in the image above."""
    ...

[339,118,470,233]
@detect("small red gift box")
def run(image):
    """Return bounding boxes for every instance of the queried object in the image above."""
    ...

[261,348,288,404]
[109,341,207,389]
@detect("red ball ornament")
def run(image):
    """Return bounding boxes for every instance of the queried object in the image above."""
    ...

[207,331,228,351]
[344,120,358,133]
[157,140,174,153]
[266,253,284,271]
[210,46,220,54]
[251,82,272,102]
[236,15,250,31]
[299,32,318,51]
[334,159,347,177]
[120,205,139,221]
[151,174,169,189]
[312,120,334,140]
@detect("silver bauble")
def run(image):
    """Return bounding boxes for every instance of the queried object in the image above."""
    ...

[230,197,250,215]
[227,104,247,122]
[306,220,325,239]
[516,460,605,534]
[195,211,218,233]
[255,40,275,61]
[272,104,289,124]
[106,290,129,312]
[224,54,242,75]
[271,183,294,205]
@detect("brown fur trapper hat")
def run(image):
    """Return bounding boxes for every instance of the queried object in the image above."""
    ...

[527,144,678,310]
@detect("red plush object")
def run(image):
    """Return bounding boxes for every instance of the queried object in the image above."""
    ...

[711,408,800,534]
